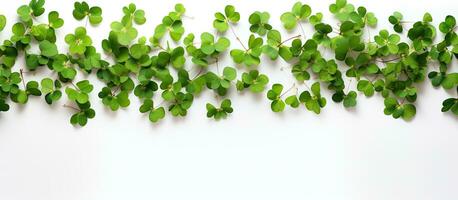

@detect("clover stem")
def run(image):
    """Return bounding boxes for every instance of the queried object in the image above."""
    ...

[399,21,414,24]
[376,57,401,63]
[63,104,80,112]
[278,35,301,47]
[70,82,80,91]
[303,81,311,91]
[192,67,204,80]
[280,83,297,98]
[298,23,306,40]
[112,85,121,96]
[215,57,220,74]
[19,69,26,89]
[229,24,247,51]
[346,79,353,94]
[85,17,89,28]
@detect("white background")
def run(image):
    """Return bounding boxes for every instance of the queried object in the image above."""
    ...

[1,0,458,199]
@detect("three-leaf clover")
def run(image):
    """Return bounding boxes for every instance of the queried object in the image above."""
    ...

[139,99,166,123]
[236,70,269,93]
[65,27,92,55]
[280,2,311,30]
[200,32,231,56]
[374,29,400,55]
[389,12,403,33]
[98,87,131,111]
[267,84,286,112]
[41,78,62,104]
[69,102,96,127]
[249,11,272,36]
[72,1,103,25]
[65,80,93,104]
[441,87,458,116]
[206,99,233,120]
[213,5,240,32]
[299,82,326,114]
[383,97,416,120]
[230,34,263,67]
[39,40,58,57]
[48,11,64,29]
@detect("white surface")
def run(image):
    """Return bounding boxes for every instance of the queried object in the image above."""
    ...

[0,0,458,199]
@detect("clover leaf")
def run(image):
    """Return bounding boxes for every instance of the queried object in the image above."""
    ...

[41,78,62,104]
[110,21,138,46]
[65,80,93,104]
[280,2,311,30]
[389,12,403,33]
[206,99,233,120]
[200,32,231,55]
[374,30,400,55]
[98,87,130,111]
[69,102,96,127]
[39,40,58,57]
[236,70,269,93]
[139,99,166,123]
[48,11,64,29]
[230,34,263,67]
[299,82,326,114]
[249,11,272,36]
[384,97,416,120]
[0,15,7,31]
[267,83,286,112]
[357,80,375,97]
[65,27,92,55]
[73,1,103,25]
[151,4,185,44]
[213,5,240,32]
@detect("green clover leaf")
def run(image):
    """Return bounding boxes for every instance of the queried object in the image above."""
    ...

[65,27,92,55]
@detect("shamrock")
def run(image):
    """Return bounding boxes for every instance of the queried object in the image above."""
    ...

[98,87,130,111]
[110,21,138,46]
[440,73,458,89]
[0,70,21,95]
[206,99,233,120]
[205,67,237,96]
[383,97,416,120]
[441,87,458,116]
[439,15,456,34]
[280,2,311,30]
[69,101,96,127]
[41,78,62,104]
[17,0,45,22]
[262,29,293,61]
[65,80,93,104]
[0,15,6,32]
[213,5,240,32]
[236,70,269,93]
[374,30,400,55]
[0,99,9,112]
[139,99,166,123]
[200,32,231,56]
[343,91,357,108]
[267,84,286,112]
[151,4,185,44]
[52,55,77,80]
[134,81,158,99]
[161,83,194,117]
[299,82,326,114]
[48,11,64,29]
[230,34,263,67]
[389,12,403,33]
[249,11,272,36]
[65,27,92,55]
[72,1,103,25]
[357,80,375,97]
[11,81,42,104]
[39,40,58,57]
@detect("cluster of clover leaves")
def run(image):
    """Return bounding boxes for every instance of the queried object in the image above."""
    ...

[0,0,457,127]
